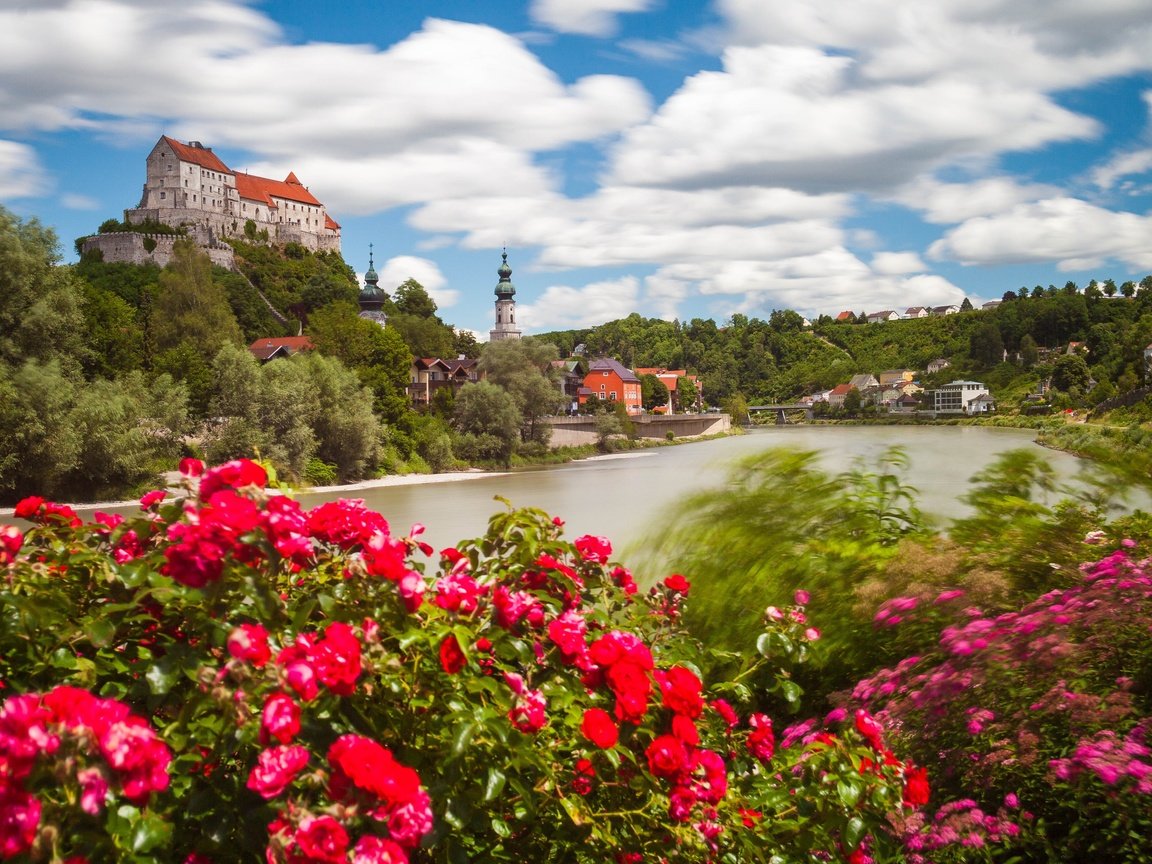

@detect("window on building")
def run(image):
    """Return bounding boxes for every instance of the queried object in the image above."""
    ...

[609,392,617,401]
[193,195,197,202]
[160,192,166,199]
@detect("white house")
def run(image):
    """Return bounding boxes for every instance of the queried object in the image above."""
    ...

[933,380,993,415]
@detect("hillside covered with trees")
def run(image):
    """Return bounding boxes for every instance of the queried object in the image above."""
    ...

[4,200,1152,505]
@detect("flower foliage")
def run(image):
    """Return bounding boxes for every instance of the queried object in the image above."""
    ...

[849,544,1152,861]
[0,460,918,862]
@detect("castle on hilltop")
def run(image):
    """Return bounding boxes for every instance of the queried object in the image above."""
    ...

[82,136,340,268]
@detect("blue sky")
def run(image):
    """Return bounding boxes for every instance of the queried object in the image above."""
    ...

[2,0,1151,337]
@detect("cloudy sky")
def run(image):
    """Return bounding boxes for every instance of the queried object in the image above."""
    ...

[3,0,1151,336]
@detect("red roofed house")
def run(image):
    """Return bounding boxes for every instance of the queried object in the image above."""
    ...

[248,336,315,362]
[580,358,643,415]
[634,367,702,414]
[127,136,340,252]
[826,383,854,408]
[835,311,855,322]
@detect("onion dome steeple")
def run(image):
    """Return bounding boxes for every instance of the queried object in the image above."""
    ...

[495,249,516,299]
[358,244,387,328]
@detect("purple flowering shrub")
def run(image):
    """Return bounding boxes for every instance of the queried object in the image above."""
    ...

[848,542,1152,862]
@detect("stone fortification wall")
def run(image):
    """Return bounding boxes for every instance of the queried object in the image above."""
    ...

[126,206,339,253]
[544,414,731,448]
[80,232,236,270]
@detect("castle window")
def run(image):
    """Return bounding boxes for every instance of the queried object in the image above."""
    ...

[160,192,166,199]
[193,195,197,201]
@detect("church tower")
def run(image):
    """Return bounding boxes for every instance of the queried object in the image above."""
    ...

[489,249,522,342]
[358,245,388,328]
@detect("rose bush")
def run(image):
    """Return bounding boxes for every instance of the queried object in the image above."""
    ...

[0,460,923,863]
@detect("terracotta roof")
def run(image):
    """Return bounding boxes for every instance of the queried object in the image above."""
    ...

[248,336,314,361]
[835,311,853,321]
[162,136,231,174]
[324,214,340,231]
[235,171,323,208]
[829,384,854,396]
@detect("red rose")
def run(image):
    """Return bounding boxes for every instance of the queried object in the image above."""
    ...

[261,692,301,745]
[227,623,271,667]
[246,745,309,799]
[328,734,421,805]
[747,713,775,764]
[580,707,619,749]
[352,835,409,864]
[607,661,651,724]
[645,734,688,779]
[179,458,204,477]
[854,708,885,751]
[295,815,349,863]
[313,622,362,695]
[903,765,930,807]
[663,574,691,593]
[656,665,704,719]
[574,534,612,563]
[198,459,267,500]
[439,634,466,674]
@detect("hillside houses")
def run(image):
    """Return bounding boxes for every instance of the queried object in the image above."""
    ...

[811,360,994,416]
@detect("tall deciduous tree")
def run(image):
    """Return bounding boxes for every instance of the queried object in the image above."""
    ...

[152,239,243,358]
[452,380,521,466]
[641,374,669,412]
[479,338,564,446]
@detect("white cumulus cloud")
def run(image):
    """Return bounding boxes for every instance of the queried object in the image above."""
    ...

[517,276,642,330]
[376,255,458,309]
[928,198,1152,271]
[530,0,658,37]
[0,140,48,198]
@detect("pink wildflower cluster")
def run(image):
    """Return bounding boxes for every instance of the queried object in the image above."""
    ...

[901,798,1022,862]
[1049,722,1152,792]
[0,687,171,857]
[850,544,1152,858]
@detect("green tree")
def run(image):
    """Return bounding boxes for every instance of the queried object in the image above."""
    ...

[1050,353,1091,393]
[308,302,413,423]
[1019,333,1040,368]
[641,374,669,412]
[1103,279,1117,298]
[452,380,521,466]
[722,392,750,423]
[152,239,243,358]
[1120,280,1137,299]
[969,321,1005,367]
[393,278,440,319]
[479,337,564,446]
[843,386,862,415]
[677,376,700,412]
[960,297,974,311]
[0,208,86,373]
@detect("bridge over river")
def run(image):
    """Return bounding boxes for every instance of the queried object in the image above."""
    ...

[748,404,814,424]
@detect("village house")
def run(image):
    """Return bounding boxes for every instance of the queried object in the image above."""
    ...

[905,306,929,319]
[878,369,916,386]
[849,373,879,391]
[926,358,951,374]
[865,310,900,323]
[826,383,854,408]
[835,311,855,322]
[247,336,314,363]
[930,304,960,316]
[408,357,483,407]
[932,380,994,415]
[579,358,642,416]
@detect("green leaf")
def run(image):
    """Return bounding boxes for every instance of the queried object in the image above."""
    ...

[483,766,506,802]
[86,616,117,647]
[452,722,477,756]
[491,816,511,838]
[145,657,181,695]
[131,809,173,853]
[843,816,866,851]
[836,777,863,807]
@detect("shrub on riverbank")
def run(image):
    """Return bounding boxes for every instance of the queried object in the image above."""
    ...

[0,461,921,863]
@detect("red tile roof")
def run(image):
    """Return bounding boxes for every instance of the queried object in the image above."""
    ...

[235,172,324,209]
[248,336,314,360]
[162,136,231,174]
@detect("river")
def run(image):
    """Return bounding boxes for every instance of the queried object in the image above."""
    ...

[301,425,1091,557]
[13,426,1112,559]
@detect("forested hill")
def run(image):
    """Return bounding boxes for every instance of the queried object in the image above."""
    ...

[537,283,1152,409]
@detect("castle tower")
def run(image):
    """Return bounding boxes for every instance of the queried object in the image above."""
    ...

[489,249,522,342]
[358,245,388,328]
